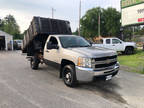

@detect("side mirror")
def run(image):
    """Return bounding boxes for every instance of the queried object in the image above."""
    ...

[87,40,93,45]
[47,42,59,50]
[47,42,51,49]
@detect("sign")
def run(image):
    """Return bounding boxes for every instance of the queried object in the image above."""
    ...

[121,0,144,8]
[121,1,144,26]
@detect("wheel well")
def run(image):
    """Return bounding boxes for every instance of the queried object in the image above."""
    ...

[125,46,134,50]
[60,59,75,78]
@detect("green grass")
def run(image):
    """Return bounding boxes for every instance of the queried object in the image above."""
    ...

[118,50,144,74]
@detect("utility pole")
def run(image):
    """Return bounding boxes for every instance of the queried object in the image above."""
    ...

[78,0,81,36]
[52,8,56,19]
[98,12,101,37]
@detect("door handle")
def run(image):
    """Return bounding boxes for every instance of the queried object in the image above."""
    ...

[46,50,49,52]
[112,45,115,46]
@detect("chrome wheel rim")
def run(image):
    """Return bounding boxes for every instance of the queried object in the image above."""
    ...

[64,69,72,84]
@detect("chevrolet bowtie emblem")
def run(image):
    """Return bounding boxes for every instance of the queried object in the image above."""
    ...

[106,59,111,64]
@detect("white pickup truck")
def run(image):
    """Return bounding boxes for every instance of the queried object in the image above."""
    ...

[93,38,137,55]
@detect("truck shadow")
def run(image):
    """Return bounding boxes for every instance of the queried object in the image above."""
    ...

[39,65,127,105]
[77,79,127,105]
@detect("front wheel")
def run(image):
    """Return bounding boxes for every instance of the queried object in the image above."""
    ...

[62,65,77,87]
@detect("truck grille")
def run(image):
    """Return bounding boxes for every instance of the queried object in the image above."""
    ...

[92,55,117,70]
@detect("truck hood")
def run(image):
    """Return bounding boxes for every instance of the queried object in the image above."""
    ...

[68,46,117,58]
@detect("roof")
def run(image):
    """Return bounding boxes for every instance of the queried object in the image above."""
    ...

[102,37,118,39]
[50,35,78,37]
[0,30,13,37]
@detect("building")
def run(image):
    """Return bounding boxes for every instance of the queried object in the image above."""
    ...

[0,30,13,51]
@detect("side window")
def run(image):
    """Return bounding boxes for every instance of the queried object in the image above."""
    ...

[112,39,121,44]
[106,39,111,44]
[100,39,103,44]
[49,37,58,45]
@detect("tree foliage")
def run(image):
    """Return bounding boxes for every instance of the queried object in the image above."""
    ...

[72,28,79,35]
[135,26,144,35]
[103,8,121,36]
[80,7,121,38]
[0,15,23,39]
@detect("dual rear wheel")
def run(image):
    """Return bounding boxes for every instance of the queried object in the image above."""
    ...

[30,56,40,70]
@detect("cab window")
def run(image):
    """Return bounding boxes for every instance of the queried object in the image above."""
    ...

[100,39,103,44]
[106,39,111,44]
[49,37,58,45]
[112,39,121,44]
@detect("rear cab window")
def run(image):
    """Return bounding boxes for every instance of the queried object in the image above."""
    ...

[106,39,111,44]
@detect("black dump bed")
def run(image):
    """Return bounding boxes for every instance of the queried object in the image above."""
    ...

[22,16,72,56]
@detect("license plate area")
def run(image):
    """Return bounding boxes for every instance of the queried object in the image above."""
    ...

[106,75,112,81]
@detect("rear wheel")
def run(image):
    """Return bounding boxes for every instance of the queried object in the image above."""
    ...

[124,47,134,55]
[30,56,40,70]
[62,65,77,87]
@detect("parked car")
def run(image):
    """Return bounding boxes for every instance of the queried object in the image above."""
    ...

[14,40,22,50]
[93,37,137,55]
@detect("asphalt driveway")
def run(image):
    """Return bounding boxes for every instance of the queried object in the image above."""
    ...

[0,51,144,108]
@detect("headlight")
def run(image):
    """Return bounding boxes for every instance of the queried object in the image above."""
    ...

[77,57,92,68]
[116,62,120,67]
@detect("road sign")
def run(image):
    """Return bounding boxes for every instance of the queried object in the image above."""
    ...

[121,0,144,26]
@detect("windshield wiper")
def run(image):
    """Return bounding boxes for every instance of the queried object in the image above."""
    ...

[66,46,79,48]
[65,45,91,48]
[79,45,91,47]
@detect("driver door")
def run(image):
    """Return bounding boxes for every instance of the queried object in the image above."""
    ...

[44,36,60,63]
[112,39,123,51]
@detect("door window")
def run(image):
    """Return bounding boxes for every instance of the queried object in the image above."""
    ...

[49,37,58,45]
[112,39,121,44]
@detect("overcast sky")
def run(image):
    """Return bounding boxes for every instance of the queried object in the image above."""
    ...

[0,0,120,33]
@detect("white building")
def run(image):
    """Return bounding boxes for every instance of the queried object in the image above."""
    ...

[0,30,13,51]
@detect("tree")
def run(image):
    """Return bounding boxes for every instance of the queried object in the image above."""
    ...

[0,18,2,27]
[72,28,79,35]
[80,7,102,38]
[134,26,144,35]
[2,15,21,39]
[103,8,121,37]
[0,19,4,31]
[80,7,121,38]
[0,15,23,39]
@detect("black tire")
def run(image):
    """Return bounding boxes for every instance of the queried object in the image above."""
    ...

[112,71,118,77]
[121,51,125,55]
[62,65,77,87]
[124,47,134,55]
[30,56,40,70]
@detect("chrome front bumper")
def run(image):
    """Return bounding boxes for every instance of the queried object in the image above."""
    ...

[75,63,119,82]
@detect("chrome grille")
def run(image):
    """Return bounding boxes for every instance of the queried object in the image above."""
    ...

[92,55,117,70]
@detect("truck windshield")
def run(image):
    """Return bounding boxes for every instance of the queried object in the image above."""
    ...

[59,36,91,48]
